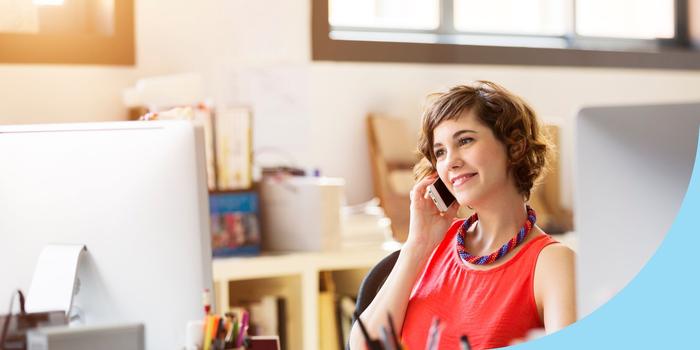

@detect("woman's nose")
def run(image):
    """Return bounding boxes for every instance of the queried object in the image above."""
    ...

[447,152,463,170]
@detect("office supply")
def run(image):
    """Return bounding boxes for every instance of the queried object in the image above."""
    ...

[236,311,250,347]
[213,317,227,350]
[387,313,400,350]
[260,176,345,251]
[425,317,442,350]
[224,312,235,342]
[0,290,67,350]
[212,315,222,343]
[459,335,471,350]
[26,323,144,350]
[380,326,394,350]
[231,313,240,346]
[203,315,215,350]
[0,121,214,350]
[25,244,86,315]
[352,311,383,350]
[204,288,212,315]
[575,103,700,317]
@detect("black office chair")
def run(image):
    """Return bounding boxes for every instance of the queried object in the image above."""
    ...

[352,249,401,324]
[347,250,400,350]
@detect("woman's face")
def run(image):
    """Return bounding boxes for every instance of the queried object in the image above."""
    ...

[432,110,512,207]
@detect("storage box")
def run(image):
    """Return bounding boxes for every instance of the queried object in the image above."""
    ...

[260,177,345,252]
[210,191,261,257]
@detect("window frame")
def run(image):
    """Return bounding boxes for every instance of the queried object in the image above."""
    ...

[312,0,700,70]
[0,0,134,65]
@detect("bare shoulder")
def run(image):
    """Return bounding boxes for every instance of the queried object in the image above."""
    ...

[535,243,576,284]
[533,241,575,302]
[539,242,576,267]
[534,240,578,329]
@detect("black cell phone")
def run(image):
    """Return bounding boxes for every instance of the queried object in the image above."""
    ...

[426,177,456,212]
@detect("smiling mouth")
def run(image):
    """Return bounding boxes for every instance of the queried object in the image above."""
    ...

[451,173,477,187]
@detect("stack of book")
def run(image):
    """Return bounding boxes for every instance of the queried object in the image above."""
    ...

[341,198,396,249]
[319,272,359,350]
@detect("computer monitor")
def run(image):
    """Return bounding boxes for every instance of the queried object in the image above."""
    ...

[575,102,700,317]
[0,121,214,349]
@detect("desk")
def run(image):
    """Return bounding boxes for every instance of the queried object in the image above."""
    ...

[213,247,392,350]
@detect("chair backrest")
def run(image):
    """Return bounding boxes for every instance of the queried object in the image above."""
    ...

[353,250,401,322]
[347,250,401,350]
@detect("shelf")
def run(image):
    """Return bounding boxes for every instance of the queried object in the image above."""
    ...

[213,247,392,281]
[212,245,394,350]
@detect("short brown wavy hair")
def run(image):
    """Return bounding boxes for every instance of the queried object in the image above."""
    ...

[414,81,551,201]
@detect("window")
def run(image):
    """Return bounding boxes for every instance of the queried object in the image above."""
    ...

[313,0,699,69]
[330,0,439,30]
[0,0,134,65]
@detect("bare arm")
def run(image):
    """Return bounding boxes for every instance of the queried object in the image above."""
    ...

[348,175,459,349]
[534,244,578,333]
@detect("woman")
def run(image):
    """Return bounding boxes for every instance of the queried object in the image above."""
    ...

[349,81,576,349]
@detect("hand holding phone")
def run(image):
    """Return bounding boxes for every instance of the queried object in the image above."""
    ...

[426,177,456,212]
[407,175,459,249]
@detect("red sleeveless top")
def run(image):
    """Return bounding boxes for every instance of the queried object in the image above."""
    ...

[401,220,558,350]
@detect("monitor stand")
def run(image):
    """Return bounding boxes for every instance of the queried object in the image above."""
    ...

[26,244,86,319]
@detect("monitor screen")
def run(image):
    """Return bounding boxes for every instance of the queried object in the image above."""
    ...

[575,102,700,317]
[0,121,214,349]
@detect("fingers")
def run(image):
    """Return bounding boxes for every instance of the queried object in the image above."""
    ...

[410,173,437,202]
[445,200,460,217]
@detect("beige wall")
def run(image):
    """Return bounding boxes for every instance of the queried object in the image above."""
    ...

[2,0,700,207]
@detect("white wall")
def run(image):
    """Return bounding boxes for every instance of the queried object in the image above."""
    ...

[308,63,700,207]
[2,0,700,207]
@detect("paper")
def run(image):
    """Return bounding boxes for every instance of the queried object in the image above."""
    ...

[26,244,86,315]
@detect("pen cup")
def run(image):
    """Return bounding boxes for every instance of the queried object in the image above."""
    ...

[185,319,204,350]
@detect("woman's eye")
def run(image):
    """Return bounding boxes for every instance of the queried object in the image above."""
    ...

[434,149,445,157]
[459,137,474,146]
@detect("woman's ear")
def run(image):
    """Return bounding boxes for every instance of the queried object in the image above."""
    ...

[509,139,527,160]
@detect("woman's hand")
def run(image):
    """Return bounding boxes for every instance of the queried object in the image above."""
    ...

[406,174,460,251]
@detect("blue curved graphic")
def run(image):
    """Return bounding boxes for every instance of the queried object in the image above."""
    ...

[514,128,700,349]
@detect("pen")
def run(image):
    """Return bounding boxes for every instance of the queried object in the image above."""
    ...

[224,312,235,344]
[230,314,239,346]
[202,288,211,315]
[381,326,395,350]
[426,317,442,350]
[235,310,249,347]
[460,335,471,350]
[353,311,383,350]
[387,312,400,349]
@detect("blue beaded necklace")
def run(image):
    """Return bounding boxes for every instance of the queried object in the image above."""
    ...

[456,205,536,265]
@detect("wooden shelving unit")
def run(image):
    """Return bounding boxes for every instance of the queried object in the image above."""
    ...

[212,246,393,350]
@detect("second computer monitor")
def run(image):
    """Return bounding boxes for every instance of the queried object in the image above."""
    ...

[575,102,700,317]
